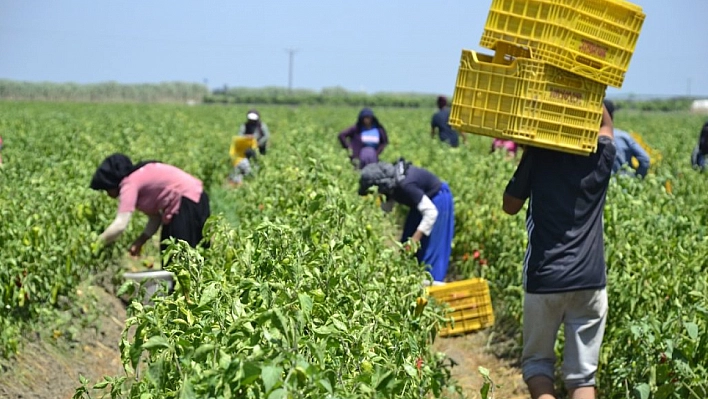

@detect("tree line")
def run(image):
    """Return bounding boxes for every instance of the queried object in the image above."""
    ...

[0,80,208,103]
[204,86,441,108]
[0,79,701,111]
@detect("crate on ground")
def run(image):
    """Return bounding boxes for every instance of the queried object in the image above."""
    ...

[427,278,494,337]
[449,42,606,155]
[480,0,645,88]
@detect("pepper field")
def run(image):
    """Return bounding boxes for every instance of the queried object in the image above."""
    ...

[0,102,706,398]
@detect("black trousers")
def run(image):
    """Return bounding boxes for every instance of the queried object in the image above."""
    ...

[160,191,211,254]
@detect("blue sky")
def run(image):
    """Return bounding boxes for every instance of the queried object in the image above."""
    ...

[1,0,706,96]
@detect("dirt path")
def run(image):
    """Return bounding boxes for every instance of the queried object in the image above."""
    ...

[434,329,526,399]
[0,286,126,399]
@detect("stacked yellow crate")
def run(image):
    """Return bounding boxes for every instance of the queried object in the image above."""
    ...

[450,0,645,155]
[426,278,495,337]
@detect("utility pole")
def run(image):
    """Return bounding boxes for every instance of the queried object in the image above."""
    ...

[687,78,692,97]
[285,48,299,94]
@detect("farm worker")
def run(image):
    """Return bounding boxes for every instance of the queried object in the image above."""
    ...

[502,103,615,399]
[338,108,389,169]
[90,153,211,258]
[690,121,708,171]
[431,96,466,148]
[238,109,270,155]
[228,134,258,186]
[358,159,454,284]
[604,100,650,177]
[490,139,519,158]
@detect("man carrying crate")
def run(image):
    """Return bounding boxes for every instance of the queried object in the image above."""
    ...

[502,104,615,399]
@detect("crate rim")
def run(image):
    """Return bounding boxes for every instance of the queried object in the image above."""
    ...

[426,277,490,295]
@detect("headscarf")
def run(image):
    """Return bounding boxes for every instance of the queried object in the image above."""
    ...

[89,153,157,191]
[245,109,262,135]
[358,159,410,196]
[358,162,397,196]
[356,108,384,132]
[437,96,448,109]
[246,109,260,121]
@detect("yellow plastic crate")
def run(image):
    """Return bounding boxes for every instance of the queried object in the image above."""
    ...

[629,131,661,168]
[449,42,606,155]
[480,0,645,88]
[427,278,494,337]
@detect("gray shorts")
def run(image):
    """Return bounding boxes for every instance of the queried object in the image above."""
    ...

[229,158,252,184]
[522,288,607,389]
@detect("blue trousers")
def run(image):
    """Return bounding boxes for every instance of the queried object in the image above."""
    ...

[401,183,454,282]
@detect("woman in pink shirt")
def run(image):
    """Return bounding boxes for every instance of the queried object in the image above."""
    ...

[491,139,519,158]
[90,153,210,259]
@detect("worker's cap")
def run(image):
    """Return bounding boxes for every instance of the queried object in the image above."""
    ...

[247,112,260,121]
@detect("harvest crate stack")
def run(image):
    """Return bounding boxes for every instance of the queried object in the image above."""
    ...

[427,278,495,337]
[449,0,645,155]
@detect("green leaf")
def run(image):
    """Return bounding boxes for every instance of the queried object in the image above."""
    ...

[180,379,196,399]
[633,383,650,399]
[199,282,220,307]
[298,293,313,317]
[403,364,418,378]
[655,383,674,399]
[332,318,347,332]
[375,371,394,391]
[685,322,699,340]
[219,350,232,370]
[630,325,642,338]
[147,359,166,387]
[142,335,171,350]
[267,388,286,399]
[241,361,261,386]
[317,378,332,393]
[194,343,215,360]
[478,366,490,378]
[313,325,338,335]
[358,383,374,394]
[92,379,110,389]
[261,365,282,393]
[116,280,135,297]
[480,382,490,399]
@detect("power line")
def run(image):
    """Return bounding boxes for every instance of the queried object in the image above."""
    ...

[285,48,299,93]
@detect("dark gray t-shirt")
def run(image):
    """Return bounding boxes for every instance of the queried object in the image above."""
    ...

[505,136,616,293]
[391,166,442,208]
[431,108,460,147]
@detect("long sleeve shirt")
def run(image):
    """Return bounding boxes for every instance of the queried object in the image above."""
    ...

[390,167,443,236]
[338,125,389,159]
[612,129,650,177]
[238,123,270,148]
